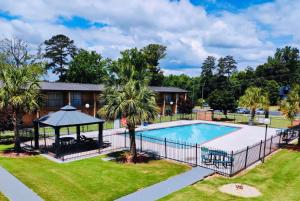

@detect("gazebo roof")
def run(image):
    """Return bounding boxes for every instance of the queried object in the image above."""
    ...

[36,105,104,127]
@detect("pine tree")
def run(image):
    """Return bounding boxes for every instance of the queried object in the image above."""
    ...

[44,34,77,80]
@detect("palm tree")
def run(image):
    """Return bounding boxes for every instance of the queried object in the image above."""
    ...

[239,87,269,125]
[99,80,159,161]
[280,87,300,127]
[0,64,42,152]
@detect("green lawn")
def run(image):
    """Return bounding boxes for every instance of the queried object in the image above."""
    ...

[0,144,13,152]
[161,149,300,201]
[0,193,8,201]
[0,152,189,201]
[214,113,293,128]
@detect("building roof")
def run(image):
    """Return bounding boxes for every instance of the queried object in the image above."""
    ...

[0,81,187,93]
[36,105,104,127]
[149,86,188,93]
[39,81,188,93]
[40,81,105,92]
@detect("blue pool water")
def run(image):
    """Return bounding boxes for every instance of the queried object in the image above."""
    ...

[137,123,239,144]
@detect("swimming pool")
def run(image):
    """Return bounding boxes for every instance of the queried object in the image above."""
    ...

[137,123,239,145]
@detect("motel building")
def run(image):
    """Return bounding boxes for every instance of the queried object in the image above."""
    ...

[2,82,187,127]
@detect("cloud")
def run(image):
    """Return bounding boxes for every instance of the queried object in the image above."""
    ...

[0,0,299,79]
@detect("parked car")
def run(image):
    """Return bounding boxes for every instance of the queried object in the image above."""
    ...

[236,108,250,114]
[255,109,265,115]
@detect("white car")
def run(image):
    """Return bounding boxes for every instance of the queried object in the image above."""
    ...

[255,109,265,115]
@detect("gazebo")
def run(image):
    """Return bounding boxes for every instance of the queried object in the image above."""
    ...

[33,105,105,157]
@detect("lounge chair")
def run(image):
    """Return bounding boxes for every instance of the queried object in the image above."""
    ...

[80,135,94,143]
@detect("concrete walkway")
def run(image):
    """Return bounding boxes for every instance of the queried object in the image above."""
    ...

[115,167,214,201]
[0,166,43,201]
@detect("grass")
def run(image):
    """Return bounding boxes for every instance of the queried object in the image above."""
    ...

[0,150,189,201]
[161,149,300,201]
[0,193,8,201]
[0,144,13,152]
[214,113,294,128]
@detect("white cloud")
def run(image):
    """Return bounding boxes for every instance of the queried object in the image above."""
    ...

[0,0,299,78]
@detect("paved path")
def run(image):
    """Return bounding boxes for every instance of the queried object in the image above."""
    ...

[115,167,214,201]
[0,166,43,201]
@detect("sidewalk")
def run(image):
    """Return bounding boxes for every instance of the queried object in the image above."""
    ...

[0,166,43,201]
[115,166,214,201]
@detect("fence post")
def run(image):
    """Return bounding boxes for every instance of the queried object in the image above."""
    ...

[195,144,198,166]
[164,137,167,158]
[244,146,249,169]
[269,135,273,153]
[279,131,282,146]
[234,114,236,123]
[124,131,127,148]
[160,116,162,123]
[170,115,172,122]
[230,151,234,176]
[258,140,263,160]
[140,134,143,152]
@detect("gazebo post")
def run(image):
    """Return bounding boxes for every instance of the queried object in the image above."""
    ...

[34,121,39,149]
[55,127,60,157]
[76,125,81,143]
[98,123,103,147]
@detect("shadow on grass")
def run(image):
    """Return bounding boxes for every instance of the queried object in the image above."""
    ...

[212,118,235,122]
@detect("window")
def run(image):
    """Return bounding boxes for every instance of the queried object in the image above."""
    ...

[47,92,63,107]
[71,92,82,107]
[165,94,173,103]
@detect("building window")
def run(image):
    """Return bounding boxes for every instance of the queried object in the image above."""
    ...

[71,92,82,107]
[47,92,63,107]
[165,94,173,103]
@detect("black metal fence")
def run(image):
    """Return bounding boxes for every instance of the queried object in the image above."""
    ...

[19,123,299,176]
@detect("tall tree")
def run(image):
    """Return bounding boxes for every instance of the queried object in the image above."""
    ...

[142,44,166,86]
[0,37,43,67]
[65,49,109,84]
[108,48,149,86]
[207,90,237,118]
[256,46,300,85]
[99,80,158,162]
[44,34,77,80]
[217,55,237,77]
[0,64,42,152]
[201,56,216,77]
[280,86,300,127]
[239,87,269,125]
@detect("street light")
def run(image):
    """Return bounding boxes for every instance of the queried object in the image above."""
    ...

[84,103,90,132]
[170,101,174,117]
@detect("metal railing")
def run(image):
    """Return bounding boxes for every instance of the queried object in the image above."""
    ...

[16,119,299,176]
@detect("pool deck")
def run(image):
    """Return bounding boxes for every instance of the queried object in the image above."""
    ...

[86,120,278,152]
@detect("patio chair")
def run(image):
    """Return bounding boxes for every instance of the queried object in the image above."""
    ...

[209,150,230,168]
[80,135,94,143]
[201,147,212,164]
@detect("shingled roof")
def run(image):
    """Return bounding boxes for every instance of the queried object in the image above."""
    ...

[39,81,188,93]
[0,81,188,93]
[39,81,105,92]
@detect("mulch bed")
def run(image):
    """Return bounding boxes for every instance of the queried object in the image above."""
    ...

[0,150,39,158]
[107,151,157,164]
[284,144,300,151]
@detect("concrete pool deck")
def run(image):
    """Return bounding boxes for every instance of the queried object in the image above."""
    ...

[85,120,279,152]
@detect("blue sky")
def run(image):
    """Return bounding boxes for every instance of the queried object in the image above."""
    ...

[0,0,299,80]
[190,0,273,13]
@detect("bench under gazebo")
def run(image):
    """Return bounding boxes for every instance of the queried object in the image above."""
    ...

[33,105,105,158]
